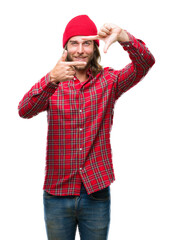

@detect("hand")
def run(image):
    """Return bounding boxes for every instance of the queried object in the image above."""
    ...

[82,23,129,53]
[50,50,87,83]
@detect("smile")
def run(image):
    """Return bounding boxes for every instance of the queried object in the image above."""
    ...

[74,57,87,61]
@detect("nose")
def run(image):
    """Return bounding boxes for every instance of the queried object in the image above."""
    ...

[77,44,84,54]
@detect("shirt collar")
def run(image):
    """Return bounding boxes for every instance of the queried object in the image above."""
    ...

[86,67,94,79]
[73,67,93,81]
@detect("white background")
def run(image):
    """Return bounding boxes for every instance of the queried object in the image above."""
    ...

[0,0,173,239]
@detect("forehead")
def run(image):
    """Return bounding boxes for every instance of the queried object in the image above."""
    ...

[69,36,92,43]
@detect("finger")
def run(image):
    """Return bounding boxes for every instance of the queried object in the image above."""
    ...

[103,41,112,53]
[104,34,118,53]
[66,61,87,67]
[60,50,68,62]
[103,39,114,53]
[66,75,76,80]
[81,35,100,41]
[68,65,76,71]
[104,24,112,31]
[103,44,109,53]
[100,26,111,35]
[67,70,76,75]
[98,31,108,37]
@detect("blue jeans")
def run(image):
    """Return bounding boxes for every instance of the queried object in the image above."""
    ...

[43,182,111,240]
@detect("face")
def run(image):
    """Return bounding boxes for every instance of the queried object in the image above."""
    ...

[66,36,95,71]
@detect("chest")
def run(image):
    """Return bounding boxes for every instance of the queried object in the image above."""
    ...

[49,79,115,114]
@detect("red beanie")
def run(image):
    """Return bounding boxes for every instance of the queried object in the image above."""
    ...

[63,15,99,48]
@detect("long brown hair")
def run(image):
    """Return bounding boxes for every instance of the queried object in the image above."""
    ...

[64,42,103,77]
[90,42,103,77]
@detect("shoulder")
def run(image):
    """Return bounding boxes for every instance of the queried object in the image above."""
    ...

[94,67,119,86]
[101,67,119,78]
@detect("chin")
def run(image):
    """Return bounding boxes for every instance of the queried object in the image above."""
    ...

[76,61,91,70]
[75,65,88,71]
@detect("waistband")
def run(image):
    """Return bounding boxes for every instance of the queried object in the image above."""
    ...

[80,182,110,195]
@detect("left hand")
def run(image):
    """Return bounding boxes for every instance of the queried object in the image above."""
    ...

[82,23,129,53]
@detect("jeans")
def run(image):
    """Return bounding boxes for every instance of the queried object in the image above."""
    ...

[43,182,111,240]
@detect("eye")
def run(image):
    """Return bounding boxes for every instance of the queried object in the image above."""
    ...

[70,41,78,45]
[84,41,91,46]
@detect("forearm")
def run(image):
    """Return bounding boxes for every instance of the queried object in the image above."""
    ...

[18,73,59,119]
[115,31,155,98]
[124,31,155,69]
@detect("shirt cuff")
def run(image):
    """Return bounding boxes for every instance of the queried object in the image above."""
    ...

[118,30,146,51]
[46,72,60,87]
[30,72,60,97]
[40,72,60,94]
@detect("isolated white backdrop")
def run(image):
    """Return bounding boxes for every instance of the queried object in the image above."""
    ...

[0,0,173,239]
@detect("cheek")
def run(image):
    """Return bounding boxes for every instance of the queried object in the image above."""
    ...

[68,49,75,56]
[66,45,76,55]
[87,50,94,59]
[66,50,76,61]
[85,46,94,55]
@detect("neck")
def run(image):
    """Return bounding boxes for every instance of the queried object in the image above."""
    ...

[75,68,88,82]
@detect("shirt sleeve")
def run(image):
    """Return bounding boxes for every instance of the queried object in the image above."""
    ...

[113,31,155,99]
[18,72,59,119]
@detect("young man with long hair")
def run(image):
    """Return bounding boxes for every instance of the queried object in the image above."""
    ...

[18,15,155,240]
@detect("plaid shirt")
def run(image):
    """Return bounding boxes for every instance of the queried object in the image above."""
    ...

[18,31,155,196]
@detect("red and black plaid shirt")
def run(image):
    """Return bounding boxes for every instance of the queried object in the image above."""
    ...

[18,32,155,196]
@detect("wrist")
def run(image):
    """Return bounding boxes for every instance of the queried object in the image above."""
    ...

[118,30,130,42]
[49,74,59,85]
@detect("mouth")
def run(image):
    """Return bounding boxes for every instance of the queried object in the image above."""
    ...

[74,57,87,62]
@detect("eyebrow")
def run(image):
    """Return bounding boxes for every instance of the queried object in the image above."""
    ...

[69,40,92,43]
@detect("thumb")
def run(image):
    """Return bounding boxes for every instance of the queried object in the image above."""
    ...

[103,38,114,53]
[60,50,68,62]
[103,42,110,53]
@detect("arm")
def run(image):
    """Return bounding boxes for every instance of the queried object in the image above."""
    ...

[115,31,155,99]
[18,51,87,119]
[18,73,59,119]
[81,24,155,98]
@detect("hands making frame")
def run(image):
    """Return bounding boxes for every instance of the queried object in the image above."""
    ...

[50,23,129,84]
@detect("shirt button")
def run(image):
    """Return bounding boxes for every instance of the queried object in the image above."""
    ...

[80,168,82,170]
[79,109,82,112]
[80,128,83,131]
[80,148,83,151]
[127,44,130,47]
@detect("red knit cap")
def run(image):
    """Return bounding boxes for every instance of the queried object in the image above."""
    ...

[63,15,99,48]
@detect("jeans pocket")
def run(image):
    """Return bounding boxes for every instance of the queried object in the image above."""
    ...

[43,190,56,199]
[89,186,110,201]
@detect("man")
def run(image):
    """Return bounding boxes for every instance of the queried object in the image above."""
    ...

[18,15,155,240]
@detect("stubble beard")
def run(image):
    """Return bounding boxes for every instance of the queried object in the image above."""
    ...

[66,52,94,71]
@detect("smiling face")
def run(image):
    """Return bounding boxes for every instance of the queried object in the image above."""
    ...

[66,36,95,71]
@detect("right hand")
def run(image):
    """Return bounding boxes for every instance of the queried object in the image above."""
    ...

[81,23,128,53]
[50,50,87,84]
